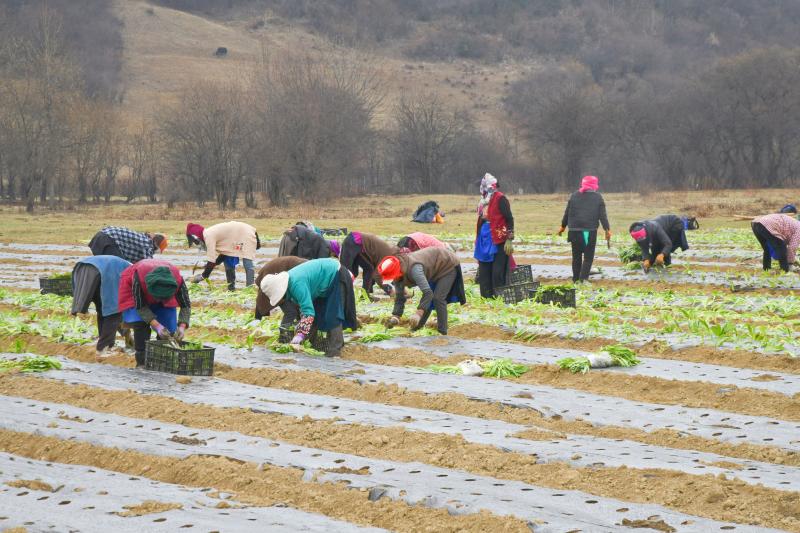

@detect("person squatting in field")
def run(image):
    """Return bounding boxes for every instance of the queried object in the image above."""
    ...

[751,213,800,272]
[89,226,167,264]
[259,258,358,357]
[397,232,449,252]
[187,221,260,291]
[118,258,191,367]
[473,173,515,298]
[628,215,691,271]
[339,231,399,296]
[558,175,611,283]
[71,255,131,357]
[379,247,466,335]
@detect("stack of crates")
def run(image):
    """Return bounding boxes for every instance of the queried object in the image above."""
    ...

[494,265,540,304]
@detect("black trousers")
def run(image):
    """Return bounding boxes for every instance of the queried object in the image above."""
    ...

[568,230,597,282]
[130,323,152,366]
[418,268,457,335]
[477,243,510,298]
[752,222,789,271]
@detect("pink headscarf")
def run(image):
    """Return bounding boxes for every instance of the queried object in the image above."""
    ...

[579,175,599,193]
[186,223,205,243]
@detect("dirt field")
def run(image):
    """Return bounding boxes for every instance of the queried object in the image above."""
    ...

[0,191,799,532]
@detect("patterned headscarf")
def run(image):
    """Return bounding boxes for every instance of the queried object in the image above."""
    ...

[477,173,498,216]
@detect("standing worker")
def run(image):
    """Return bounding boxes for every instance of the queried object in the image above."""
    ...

[378,247,465,335]
[474,173,515,298]
[339,231,399,296]
[628,214,690,271]
[118,259,191,367]
[89,226,167,264]
[751,213,800,272]
[259,258,357,357]
[558,175,611,283]
[278,223,331,260]
[71,255,131,358]
[187,221,260,290]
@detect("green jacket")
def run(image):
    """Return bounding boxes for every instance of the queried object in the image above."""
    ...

[286,258,340,316]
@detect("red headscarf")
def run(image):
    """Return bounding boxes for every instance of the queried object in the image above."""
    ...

[579,175,599,193]
[186,223,205,243]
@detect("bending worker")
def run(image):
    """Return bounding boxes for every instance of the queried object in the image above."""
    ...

[628,214,690,271]
[397,232,448,252]
[278,223,331,260]
[254,256,307,341]
[118,259,191,367]
[89,226,167,264]
[259,258,357,357]
[339,231,399,296]
[188,221,260,290]
[378,247,465,335]
[71,255,131,357]
[751,213,800,272]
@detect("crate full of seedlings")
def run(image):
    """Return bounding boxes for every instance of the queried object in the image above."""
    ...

[309,330,330,353]
[319,227,348,237]
[39,273,73,296]
[144,340,215,376]
[508,264,533,284]
[495,281,541,304]
[531,285,576,308]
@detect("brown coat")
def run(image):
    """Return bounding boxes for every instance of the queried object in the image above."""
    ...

[397,247,460,287]
[255,256,306,316]
[360,232,399,267]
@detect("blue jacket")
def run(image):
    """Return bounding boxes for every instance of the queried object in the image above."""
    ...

[77,255,131,316]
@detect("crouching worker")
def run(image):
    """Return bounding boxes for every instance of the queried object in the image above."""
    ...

[254,257,307,341]
[751,213,800,272]
[340,231,399,296]
[397,232,448,252]
[629,214,689,271]
[71,255,131,357]
[187,221,260,290]
[378,248,466,335]
[259,258,357,357]
[278,223,331,259]
[118,259,191,367]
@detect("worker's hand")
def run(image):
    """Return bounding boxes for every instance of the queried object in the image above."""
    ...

[504,240,514,255]
[388,315,400,327]
[289,333,305,352]
[557,226,565,236]
[655,254,665,266]
[153,322,170,339]
[191,273,204,284]
[507,230,515,241]
[409,309,425,329]
[174,324,187,341]
[605,229,612,241]
[643,260,651,270]
[382,284,395,297]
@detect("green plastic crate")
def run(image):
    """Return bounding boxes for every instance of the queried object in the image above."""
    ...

[144,340,215,376]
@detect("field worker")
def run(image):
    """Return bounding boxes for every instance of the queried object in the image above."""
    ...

[397,232,448,252]
[89,226,167,264]
[474,173,515,298]
[278,223,331,260]
[187,221,260,290]
[254,257,307,343]
[779,204,797,215]
[118,259,191,367]
[378,247,466,335]
[71,255,131,357]
[340,231,399,296]
[629,215,689,271]
[259,258,357,357]
[751,213,800,272]
[558,175,611,283]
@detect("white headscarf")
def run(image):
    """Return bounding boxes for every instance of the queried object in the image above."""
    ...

[477,173,498,216]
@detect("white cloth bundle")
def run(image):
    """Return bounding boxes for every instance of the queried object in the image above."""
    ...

[586,352,615,368]
[458,360,485,376]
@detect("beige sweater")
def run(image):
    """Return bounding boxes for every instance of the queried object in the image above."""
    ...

[204,221,258,261]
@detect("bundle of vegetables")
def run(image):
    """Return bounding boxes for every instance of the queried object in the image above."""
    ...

[424,364,462,374]
[480,358,530,378]
[557,344,640,374]
[270,340,325,356]
[619,244,643,264]
[48,272,72,281]
[0,355,62,373]
[356,323,395,343]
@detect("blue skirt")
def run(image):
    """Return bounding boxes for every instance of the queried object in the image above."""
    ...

[122,304,177,332]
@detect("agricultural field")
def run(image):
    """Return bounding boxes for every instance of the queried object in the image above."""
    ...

[0,193,799,532]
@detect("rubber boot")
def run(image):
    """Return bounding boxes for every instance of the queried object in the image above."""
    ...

[245,266,255,287]
[325,326,344,357]
[225,267,236,291]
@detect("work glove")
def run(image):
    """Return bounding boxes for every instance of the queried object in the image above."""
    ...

[655,254,665,266]
[174,324,187,341]
[382,283,394,296]
[605,230,612,241]
[191,273,204,284]
[388,315,400,327]
[557,226,565,236]
[153,322,170,339]
[290,333,305,352]
[409,309,425,329]
[643,259,651,271]
[504,240,514,255]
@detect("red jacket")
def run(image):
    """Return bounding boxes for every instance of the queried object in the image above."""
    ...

[118,259,183,311]
[487,192,512,244]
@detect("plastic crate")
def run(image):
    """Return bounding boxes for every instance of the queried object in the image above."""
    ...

[319,227,348,237]
[309,331,330,352]
[144,340,215,376]
[495,281,541,304]
[532,287,577,308]
[509,264,533,284]
[39,277,73,296]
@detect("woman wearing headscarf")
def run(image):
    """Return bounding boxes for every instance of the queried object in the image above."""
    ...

[118,259,191,367]
[278,223,331,260]
[71,255,131,357]
[254,256,307,342]
[187,221,260,291]
[89,226,167,264]
[558,175,611,283]
[397,232,448,252]
[378,247,465,335]
[259,258,357,357]
[751,213,800,272]
[628,215,689,271]
[474,173,514,298]
[339,231,398,296]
